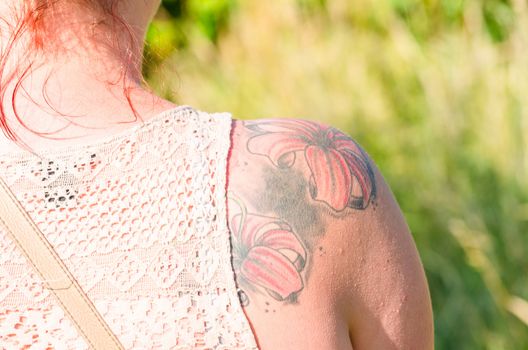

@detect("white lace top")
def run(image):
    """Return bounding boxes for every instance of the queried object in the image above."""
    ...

[0,106,259,349]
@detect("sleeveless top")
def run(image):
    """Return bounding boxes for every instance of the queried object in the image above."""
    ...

[0,106,259,349]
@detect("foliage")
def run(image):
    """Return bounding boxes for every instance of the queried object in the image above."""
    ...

[147,1,528,348]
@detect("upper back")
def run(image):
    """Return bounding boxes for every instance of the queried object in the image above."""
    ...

[0,106,259,349]
[0,107,433,350]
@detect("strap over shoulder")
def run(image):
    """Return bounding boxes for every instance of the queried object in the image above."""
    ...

[0,177,124,350]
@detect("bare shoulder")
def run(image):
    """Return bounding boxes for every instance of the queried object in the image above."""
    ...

[226,118,433,350]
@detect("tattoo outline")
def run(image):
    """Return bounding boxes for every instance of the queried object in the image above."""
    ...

[245,119,376,212]
[229,195,307,303]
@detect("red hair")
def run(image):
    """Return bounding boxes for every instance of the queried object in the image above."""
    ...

[0,0,143,144]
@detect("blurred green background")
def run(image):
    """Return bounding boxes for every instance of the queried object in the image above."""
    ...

[145,1,528,348]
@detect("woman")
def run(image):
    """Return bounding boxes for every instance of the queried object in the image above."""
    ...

[0,0,434,349]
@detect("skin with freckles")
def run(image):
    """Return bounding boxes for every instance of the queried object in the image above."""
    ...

[0,1,434,349]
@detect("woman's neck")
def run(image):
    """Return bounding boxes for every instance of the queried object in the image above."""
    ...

[0,0,172,146]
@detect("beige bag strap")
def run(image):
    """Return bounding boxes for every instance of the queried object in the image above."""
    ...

[0,178,124,350]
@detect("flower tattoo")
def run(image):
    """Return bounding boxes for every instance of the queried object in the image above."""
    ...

[229,197,307,302]
[245,119,376,211]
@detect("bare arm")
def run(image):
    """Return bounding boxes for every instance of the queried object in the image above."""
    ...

[329,165,434,349]
[227,118,433,349]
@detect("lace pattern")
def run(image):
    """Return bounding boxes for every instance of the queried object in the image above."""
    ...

[0,106,258,349]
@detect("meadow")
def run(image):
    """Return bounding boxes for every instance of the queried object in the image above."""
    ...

[146,1,528,348]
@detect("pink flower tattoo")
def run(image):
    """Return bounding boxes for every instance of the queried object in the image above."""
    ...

[229,199,307,302]
[246,119,376,211]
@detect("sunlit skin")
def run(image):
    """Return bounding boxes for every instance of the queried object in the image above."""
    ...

[0,1,434,349]
[0,0,173,147]
[229,119,377,304]
[227,119,434,349]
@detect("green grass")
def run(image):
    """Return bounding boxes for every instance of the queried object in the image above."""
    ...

[146,1,528,348]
